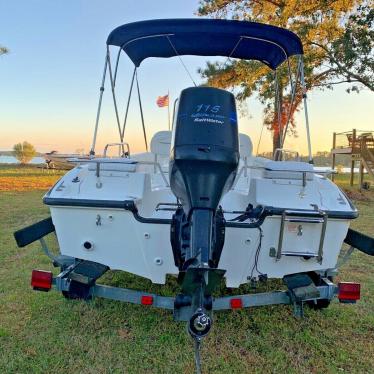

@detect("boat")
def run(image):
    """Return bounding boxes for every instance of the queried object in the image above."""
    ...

[43,150,85,169]
[14,19,374,372]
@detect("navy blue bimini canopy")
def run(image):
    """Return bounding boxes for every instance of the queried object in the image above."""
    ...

[107,18,303,70]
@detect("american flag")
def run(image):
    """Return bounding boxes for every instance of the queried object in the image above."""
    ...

[156,94,169,107]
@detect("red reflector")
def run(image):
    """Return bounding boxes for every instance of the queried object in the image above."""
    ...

[31,270,52,291]
[230,298,243,309]
[141,295,153,305]
[338,282,360,302]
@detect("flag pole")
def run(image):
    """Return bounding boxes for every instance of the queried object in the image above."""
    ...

[167,90,171,130]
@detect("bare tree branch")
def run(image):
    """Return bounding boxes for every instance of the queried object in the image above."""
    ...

[313,79,360,87]
[309,41,374,91]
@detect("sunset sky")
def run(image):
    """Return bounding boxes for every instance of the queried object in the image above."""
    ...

[1,0,373,155]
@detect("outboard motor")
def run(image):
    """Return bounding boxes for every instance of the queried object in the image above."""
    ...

[169,87,239,338]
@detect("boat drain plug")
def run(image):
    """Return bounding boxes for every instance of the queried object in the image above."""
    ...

[83,241,94,251]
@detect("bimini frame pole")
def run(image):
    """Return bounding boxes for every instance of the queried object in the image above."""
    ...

[274,69,282,160]
[281,56,302,149]
[135,70,148,151]
[113,47,122,86]
[121,67,136,140]
[107,46,126,155]
[113,47,136,144]
[90,54,108,155]
[300,60,313,163]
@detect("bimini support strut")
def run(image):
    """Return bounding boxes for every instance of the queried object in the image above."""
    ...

[121,67,136,140]
[90,54,108,155]
[280,56,302,150]
[135,70,148,151]
[107,47,126,156]
[300,60,313,163]
[104,45,139,151]
[274,69,282,157]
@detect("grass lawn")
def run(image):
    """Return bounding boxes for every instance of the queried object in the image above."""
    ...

[0,165,373,373]
[0,164,65,192]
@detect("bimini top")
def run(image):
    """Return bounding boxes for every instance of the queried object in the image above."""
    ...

[107,18,303,70]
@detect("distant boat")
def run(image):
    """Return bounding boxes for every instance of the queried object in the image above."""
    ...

[43,150,87,169]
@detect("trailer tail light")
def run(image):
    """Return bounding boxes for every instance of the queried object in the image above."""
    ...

[230,298,243,309]
[338,282,360,303]
[31,270,53,291]
[141,295,153,306]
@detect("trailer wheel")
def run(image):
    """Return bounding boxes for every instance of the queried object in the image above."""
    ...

[307,298,331,310]
[306,273,332,310]
[62,280,92,301]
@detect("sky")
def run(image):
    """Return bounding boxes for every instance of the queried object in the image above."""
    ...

[0,0,373,155]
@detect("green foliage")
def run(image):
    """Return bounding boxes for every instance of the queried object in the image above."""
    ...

[13,141,37,164]
[0,45,9,55]
[328,4,374,92]
[197,0,374,150]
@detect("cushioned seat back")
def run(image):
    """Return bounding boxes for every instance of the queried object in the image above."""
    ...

[150,131,172,156]
[239,133,253,159]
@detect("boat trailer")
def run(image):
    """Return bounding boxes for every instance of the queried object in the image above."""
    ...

[14,217,374,373]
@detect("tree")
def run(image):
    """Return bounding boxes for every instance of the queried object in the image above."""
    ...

[324,4,374,92]
[197,1,374,152]
[13,142,37,164]
[0,46,9,56]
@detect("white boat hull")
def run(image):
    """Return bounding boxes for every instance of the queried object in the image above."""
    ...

[50,205,349,287]
[45,155,356,288]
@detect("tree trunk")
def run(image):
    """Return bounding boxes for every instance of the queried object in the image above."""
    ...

[273,82,283,158]
[273,131,281,158]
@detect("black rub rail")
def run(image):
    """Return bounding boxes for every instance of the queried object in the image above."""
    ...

[42,197,359,225]
[14,208,372,257]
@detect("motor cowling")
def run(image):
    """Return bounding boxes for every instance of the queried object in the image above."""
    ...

[169,87,239,270]
[169,86,240,214]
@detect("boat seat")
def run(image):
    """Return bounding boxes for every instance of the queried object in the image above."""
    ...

[239,133,253,159]
[150,131,252,161]
[150,131,172,173]
[262,160,314,180]
[150,131,172,157]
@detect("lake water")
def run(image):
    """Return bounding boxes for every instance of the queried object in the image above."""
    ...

[0,155,45,164]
